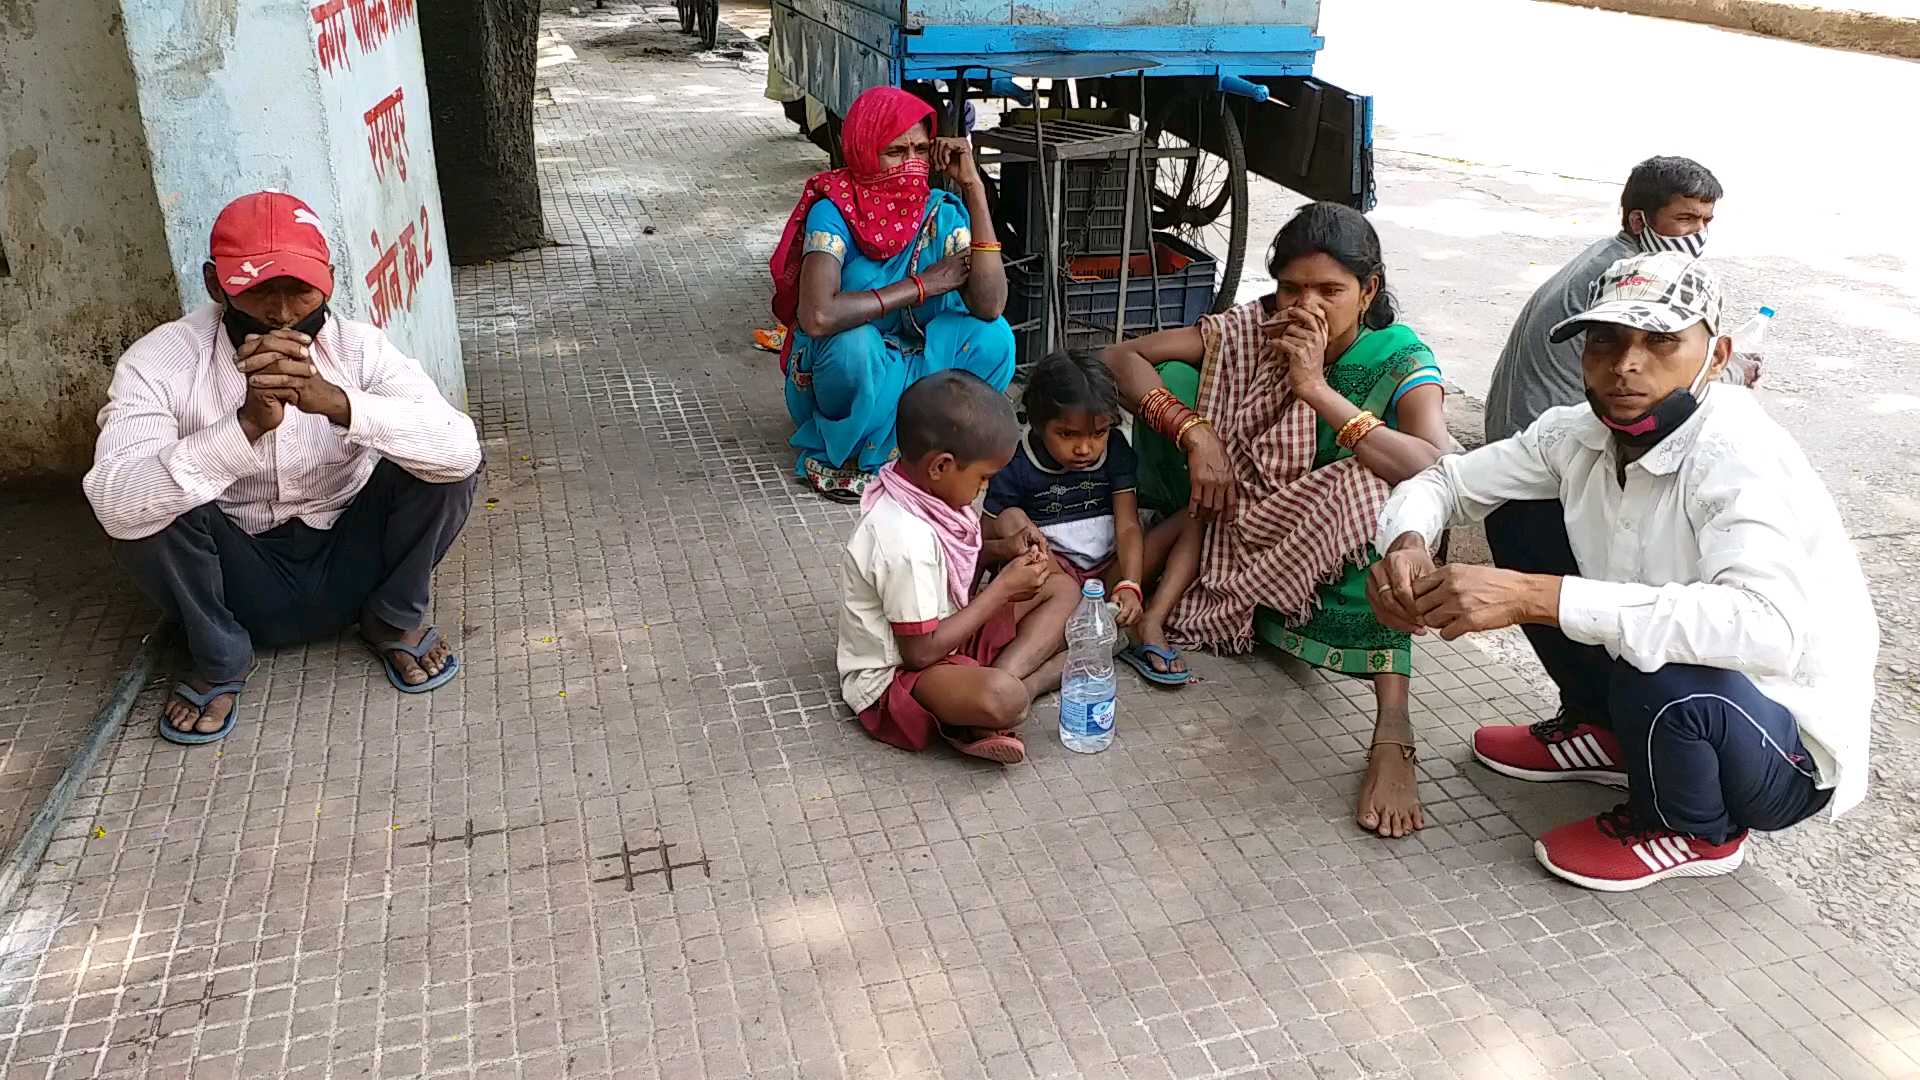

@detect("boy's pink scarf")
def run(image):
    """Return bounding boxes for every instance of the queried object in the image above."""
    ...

[863,461,981,607]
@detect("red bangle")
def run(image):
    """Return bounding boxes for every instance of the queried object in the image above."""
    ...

[1113,580,1143,599]
[911,274,927,306]
[870,288,886,314]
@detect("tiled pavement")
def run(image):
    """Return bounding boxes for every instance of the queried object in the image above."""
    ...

[0,496,153,858]
[3,5,1919,1078]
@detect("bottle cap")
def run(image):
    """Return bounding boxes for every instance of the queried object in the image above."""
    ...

[1081,580,1104,598]
[1759,306,1775,318]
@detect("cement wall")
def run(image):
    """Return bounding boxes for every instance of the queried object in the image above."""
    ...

[0,0,182,482]
[0,0,466,483]
[121,0,466,402]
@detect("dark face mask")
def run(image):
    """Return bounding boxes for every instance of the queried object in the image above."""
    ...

[222,299,329,349]
[1586,385,1701,450]
[1585,338,1718,450]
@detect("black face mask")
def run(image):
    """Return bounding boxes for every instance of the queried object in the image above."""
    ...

[1584,339,1718,450]
[222,300,329,349]
[1585,385,1702,450]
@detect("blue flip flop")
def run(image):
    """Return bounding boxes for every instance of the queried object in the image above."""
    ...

[367,626,461,694]
[158,681,245,745]
[1120,643,1190,687]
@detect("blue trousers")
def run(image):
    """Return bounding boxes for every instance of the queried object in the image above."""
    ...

[1604,662,1831,844]
[1486,498,1615,724]
[787,313,1015,474]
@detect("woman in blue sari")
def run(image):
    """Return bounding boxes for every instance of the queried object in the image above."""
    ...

[771,87,1016,501]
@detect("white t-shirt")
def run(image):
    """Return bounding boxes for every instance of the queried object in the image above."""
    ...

[838,496,959,713]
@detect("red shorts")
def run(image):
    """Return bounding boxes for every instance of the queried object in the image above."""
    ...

[1051,552,1112,588]
[857,603,1019,752]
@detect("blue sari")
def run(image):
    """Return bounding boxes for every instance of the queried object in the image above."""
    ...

[784,189,1015,496]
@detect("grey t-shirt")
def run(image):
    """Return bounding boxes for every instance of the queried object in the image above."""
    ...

[1483,232,1638,443]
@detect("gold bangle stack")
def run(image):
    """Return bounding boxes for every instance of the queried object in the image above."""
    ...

[1174,414,1211,449]
[970,241,1003,253]
[1336,410,1383,450]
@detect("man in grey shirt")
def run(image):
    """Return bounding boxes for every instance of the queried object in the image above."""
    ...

[1481,156,1722,729]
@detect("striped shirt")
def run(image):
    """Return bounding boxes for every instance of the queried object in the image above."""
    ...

[83,304,481,541]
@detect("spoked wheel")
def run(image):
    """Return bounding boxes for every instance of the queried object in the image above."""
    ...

[1146,93,1249,313]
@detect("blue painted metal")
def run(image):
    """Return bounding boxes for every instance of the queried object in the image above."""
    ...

[907,0,1322,28]
[1215,72,1271,102]
[906,23,1322,57]
[900,23,1319,79]
[987,76,1035,103]
[904,53,1316,79]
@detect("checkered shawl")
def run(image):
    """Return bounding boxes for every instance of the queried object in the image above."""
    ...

[1171,299,1392,653]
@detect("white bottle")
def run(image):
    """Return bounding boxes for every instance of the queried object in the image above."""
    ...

[1724,305,1774,387]
[1059,580,1118,753]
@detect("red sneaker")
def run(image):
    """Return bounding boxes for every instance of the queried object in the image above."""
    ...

[1535,806,1747,892]
[1473,711,1627,788]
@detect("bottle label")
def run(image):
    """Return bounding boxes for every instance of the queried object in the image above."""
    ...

[1063,695,1115,737]
[1085,699,1115,735]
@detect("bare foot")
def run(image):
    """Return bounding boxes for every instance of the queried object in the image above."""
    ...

[162,678,236,736]
[362,613,452,687]
[1133,619,1188,676]
[1356,746,1425,839]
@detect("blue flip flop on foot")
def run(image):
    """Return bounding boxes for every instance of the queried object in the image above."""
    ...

[1120,643,1190,687]
[367,626,461,694]
[158,681,245,745]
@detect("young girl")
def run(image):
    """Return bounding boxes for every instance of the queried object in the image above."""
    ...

[982,350,1203,687]
[837,370,1079,764]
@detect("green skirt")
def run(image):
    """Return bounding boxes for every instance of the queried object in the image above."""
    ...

[1137,361,1411,678]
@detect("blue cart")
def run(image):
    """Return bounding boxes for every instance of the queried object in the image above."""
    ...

[766,0,1374,313]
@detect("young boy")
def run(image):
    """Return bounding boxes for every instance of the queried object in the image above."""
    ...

[982,350,1203,687]
[837,370,1080,764]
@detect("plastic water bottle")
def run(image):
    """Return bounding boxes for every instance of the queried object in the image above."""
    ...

[1725,305,1774,387]
[1060,580,1119,753]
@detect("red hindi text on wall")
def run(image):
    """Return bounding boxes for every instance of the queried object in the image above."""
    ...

[311,0,419,73]
[363,88,409,182]
[365,205,437,328]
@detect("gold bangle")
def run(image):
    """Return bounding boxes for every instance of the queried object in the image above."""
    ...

[1174,414,1210,449]
[970,241,1003,252]
[1337,411,1383,450]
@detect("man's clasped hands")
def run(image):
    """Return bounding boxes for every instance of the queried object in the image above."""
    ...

[1364,532,1564,641]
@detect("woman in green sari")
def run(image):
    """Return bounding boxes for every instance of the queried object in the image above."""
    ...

[1103,203,1449,839]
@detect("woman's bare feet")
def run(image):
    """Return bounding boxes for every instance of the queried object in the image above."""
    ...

[1356,745,1425,838]
[162,678,236,736]
[1358,676,1424,839]
[361,613,452,687]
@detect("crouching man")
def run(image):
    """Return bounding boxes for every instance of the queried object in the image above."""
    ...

[1367,252,1874,891]
[84,191,482,745]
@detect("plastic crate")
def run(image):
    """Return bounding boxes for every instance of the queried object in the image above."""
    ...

[999,158,1152,259]
[1006,233,1217,370]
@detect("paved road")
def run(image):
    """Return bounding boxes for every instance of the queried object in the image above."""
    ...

[1248,0,1920,986]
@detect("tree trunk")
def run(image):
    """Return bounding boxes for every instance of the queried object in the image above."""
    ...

[419,0,545,264]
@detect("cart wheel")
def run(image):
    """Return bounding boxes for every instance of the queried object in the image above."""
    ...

[675,0,695,34]
[1146,93,1249,313]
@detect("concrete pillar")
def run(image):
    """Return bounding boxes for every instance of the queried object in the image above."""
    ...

[118,0,465,402]
[0,0,465,482]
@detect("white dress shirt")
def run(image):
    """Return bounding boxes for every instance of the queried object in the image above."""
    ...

[1378,387,1876,817]
[84,304,481,541]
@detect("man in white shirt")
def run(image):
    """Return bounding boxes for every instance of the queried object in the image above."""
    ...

[84,191,483,745]
[1369,252,1875,891]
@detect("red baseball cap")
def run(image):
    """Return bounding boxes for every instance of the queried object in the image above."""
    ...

[209,191,334,299]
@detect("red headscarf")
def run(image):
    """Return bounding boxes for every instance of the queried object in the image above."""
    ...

[769,87,937,363]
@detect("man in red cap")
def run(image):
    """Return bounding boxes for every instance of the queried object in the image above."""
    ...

[83,191,483,745]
